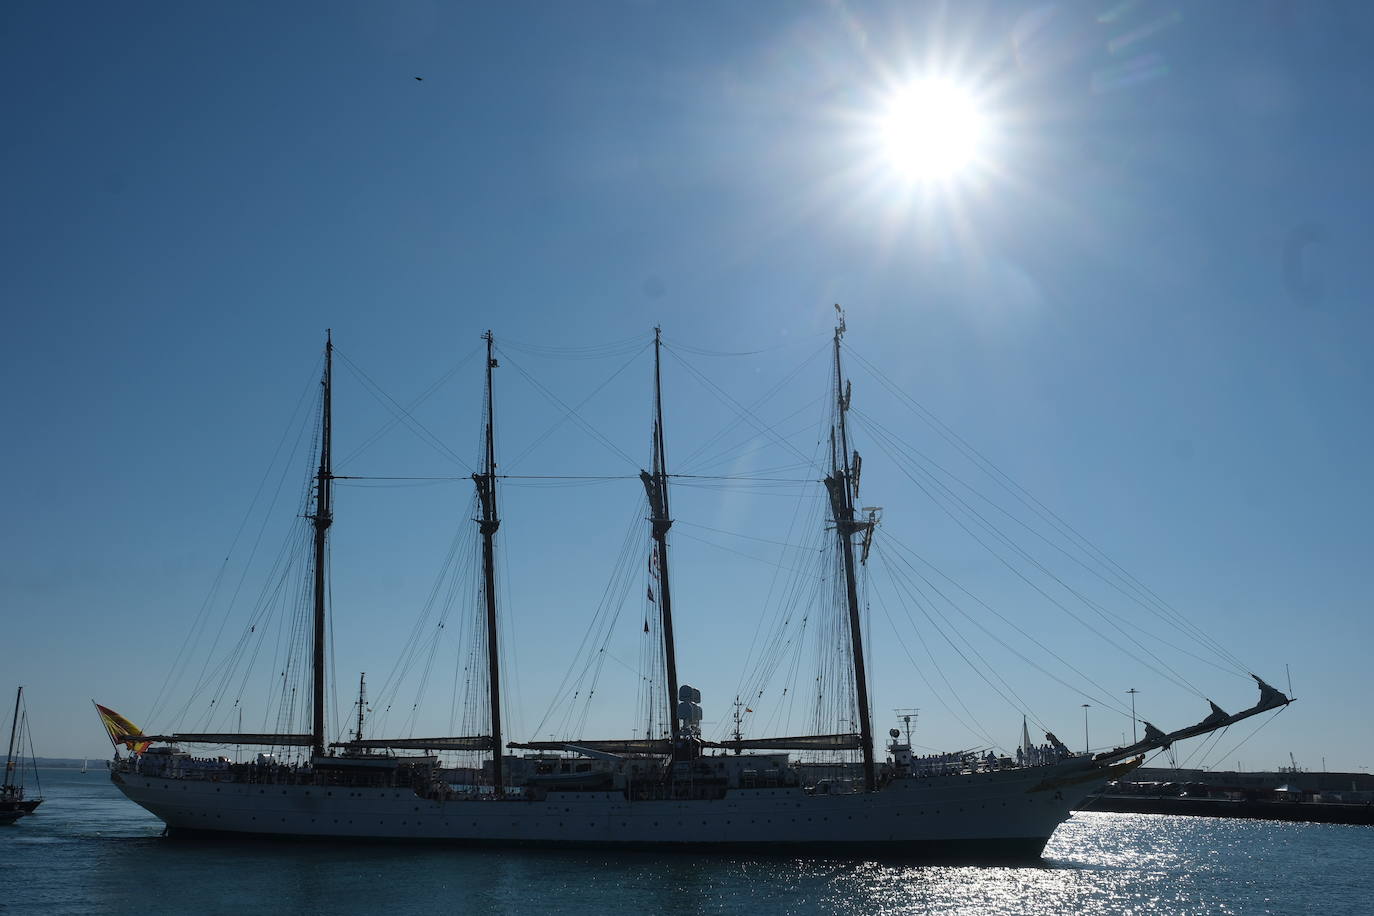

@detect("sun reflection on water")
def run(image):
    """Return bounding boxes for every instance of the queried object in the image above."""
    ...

[662,813,1369,915]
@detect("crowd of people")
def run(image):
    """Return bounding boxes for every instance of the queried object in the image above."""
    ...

[1016,742,1072,767]
[910,752,973,776]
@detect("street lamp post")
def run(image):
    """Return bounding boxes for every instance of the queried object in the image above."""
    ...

[1081,703,1091,755]
[1127,688,1139,744]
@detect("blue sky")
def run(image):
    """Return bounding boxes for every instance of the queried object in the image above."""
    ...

[3,0,1371,773]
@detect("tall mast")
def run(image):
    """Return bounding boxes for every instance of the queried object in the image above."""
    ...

[355,673,367,743]
[823,310,876,791]
[473,331,504,795]
[640,327,681,752]
[3,686,21,791]
[310,331,333,758]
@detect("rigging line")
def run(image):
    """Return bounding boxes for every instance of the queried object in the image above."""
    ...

[332,347,474,473]
[673,342,830,471]
[731,437,830,718]
[504,474,637,480]
[370,500,475,714]
[877,533,1131,717]
[1175,722,1230,771]
[498,332,648,358]
[496,349,641,469]
[669,473,816,482]
[851,409,1253,681]
[673,519,825,553]
[148,356,321,727]
[335,480,456,490]
[404,512,480,739]
[498,533,525,743]
[858,417,1207,699]
[869,572,1001,747]
[876,545,1052,729]
[501,342,650,472]
[327,540,341,746]
[531,497,645,739]
[669,484,824,498]
[205,526,304,732]
[846,345,1251,674]
[854,358,1149,622]
[662,346,814,465]
[672,528,820,576]
[22,713,42,796]
[855,416,1242,683]
[499,479,623,490]
[682,417,827,477]
[850,408,1249,678]
[1200,706,1289,773]
[670,478,819,489]
[738,547,829,741]
[875,551,1029,744]
[335,475,470,480]
[336,345,482,470]
[207,537,304,728]
[203,534,304,725]
[174,394,322,729]
[662,331,830,358]
[335,474,639,481]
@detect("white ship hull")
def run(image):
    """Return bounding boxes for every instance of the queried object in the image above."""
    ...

[112,759,1116,856]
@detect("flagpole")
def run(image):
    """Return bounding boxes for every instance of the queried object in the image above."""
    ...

[92,700,121,759]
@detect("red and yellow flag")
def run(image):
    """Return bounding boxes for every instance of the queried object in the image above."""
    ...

[94,703,151,754]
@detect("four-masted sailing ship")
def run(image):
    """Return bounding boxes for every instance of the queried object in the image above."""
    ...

[105,319,1291,855]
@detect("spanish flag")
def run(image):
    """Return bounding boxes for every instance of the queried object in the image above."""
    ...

[94,703,151,754]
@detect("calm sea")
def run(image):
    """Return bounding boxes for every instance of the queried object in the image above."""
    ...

[2,767,1370,914]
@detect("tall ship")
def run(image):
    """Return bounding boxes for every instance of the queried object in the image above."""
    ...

[104,317,1290,855]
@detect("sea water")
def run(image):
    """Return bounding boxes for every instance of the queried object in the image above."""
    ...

[2,768,1369,914]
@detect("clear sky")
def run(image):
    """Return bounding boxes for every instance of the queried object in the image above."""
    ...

[3,1,1371,773]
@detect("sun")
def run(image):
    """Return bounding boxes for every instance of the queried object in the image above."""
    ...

[880,79,987,181]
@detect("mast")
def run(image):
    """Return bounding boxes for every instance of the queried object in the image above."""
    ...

[355,673,367,743]
[823,310,876,791]
[310,332,333,758]
[473,331,504,795]
[3,686,20,791]
[731,695,744,755]
[640,327,681,752]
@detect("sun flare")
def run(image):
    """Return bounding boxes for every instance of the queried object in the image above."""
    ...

[880,79,987,181]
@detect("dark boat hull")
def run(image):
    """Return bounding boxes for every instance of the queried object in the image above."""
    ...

[162,823,1054,860]
[0,798,42,824]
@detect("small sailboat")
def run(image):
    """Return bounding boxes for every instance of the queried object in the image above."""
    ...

[1,687,44,824]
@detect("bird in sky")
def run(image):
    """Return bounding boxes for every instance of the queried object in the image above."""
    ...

[414,76,423,81]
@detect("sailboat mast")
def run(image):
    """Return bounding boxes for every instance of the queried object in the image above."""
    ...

[825,316,876,791]
[3,686,21,790]
[310,332,334,758]
[474,330,504,795]
[355,673,367,743]
[641,327,681,750]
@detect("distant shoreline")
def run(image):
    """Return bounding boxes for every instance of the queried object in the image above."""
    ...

[33,758,102,769]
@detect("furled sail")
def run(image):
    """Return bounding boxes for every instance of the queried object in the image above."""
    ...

[705,733,863,752]
[508,739,673,756]
[1094,675,1292,765]
[330,736,494,752]
[129,733,315,747]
